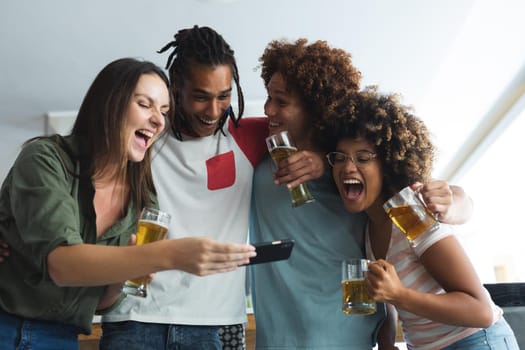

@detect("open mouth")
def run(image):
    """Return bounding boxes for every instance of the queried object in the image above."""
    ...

[196,115,219,126]
[135,129,153,147]
[343,178,363,200]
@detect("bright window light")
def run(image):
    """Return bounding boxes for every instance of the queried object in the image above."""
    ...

[417,0,525,282]
[455,111,525,282]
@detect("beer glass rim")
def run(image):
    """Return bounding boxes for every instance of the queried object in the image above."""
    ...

[266,130,290,139]
[382,186,438,221]
[140,207,171,226]
[383,185,414,205]
[266,130,297,153]
[342,258,370,265]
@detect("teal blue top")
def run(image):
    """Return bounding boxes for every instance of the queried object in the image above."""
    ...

[0,135,138,334]
[250,155,385,350]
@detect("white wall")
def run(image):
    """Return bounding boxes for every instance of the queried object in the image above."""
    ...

[0,0,479,180]
[3,0,525,283]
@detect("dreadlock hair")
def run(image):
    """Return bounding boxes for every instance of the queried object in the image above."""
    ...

[326,86,435,198]
[158,25,243,140]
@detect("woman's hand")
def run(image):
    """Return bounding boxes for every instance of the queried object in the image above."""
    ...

[273,150,326,189]
[127,234,155,283]
[96,233,138,312]
[167,237,256,276]
[366,259,405,305]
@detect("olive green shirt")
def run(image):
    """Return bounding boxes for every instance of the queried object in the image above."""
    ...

[0,135,138,334]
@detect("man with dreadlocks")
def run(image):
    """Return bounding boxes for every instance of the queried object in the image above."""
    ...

[99,25,324,350]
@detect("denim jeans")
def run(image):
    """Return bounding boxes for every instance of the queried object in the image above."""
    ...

[100,321,222,350]
[0,309,79,350]
[442,318,519,350]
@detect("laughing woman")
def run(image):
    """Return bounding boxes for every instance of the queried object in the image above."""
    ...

[0,58,255,350]
[326,87,518,350]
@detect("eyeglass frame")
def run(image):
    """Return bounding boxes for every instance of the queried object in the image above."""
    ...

[326,150,378,167]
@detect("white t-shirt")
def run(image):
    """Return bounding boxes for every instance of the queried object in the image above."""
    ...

[102,117,268,325]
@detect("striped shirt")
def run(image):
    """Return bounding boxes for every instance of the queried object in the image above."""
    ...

[365,223,501,350]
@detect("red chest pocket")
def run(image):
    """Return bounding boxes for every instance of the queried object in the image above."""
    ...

[206,151,236,190]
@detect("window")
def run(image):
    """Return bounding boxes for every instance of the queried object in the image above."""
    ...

[412,1,525,283]
[455,109,525,283]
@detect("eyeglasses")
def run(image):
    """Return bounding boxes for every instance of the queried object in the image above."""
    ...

[326,151,377,167]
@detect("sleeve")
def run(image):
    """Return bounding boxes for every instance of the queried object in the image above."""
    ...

[412,223,455,257]
[229,117,269,168]
[8,140,83,275]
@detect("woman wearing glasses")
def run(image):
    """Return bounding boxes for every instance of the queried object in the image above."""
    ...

[326,87,518,350]
[250,38,474,350]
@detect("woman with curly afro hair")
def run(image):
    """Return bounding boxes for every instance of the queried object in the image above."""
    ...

[260,38,360,154]
[250,39,472,349]
[327,87,518,350]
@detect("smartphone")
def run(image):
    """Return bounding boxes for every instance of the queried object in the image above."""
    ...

[246,239,295,265]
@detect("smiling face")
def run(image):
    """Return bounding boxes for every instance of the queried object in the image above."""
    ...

[332,137,385,215]
[125,73,169,162]
[264,73,313,149]
[177,63,233,137]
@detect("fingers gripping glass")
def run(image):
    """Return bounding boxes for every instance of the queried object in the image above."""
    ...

[265,131,315,207]
[122,208,171,298]
[383,186,440,246]
[326,151,377,167]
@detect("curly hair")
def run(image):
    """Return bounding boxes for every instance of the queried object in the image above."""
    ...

[327,86,435,198]
[158,25,243,140]
[259,38,361,150]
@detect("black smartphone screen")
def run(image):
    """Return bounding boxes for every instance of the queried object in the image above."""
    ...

[246,239,295,265]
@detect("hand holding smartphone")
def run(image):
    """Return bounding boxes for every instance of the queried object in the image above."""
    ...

[246,239,295,265]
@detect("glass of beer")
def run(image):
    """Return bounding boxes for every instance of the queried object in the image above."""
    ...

[341,259,376,315]
[122,207,171,297]
[383,186,440,246]
[265,131,315,207]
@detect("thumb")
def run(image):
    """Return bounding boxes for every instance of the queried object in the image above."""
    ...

[128,233,137,246]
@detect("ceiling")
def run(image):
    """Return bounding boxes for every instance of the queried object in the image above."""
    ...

[1,0,524,181]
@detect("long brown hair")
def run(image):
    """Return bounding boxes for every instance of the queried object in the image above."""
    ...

[70,58,171,214]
